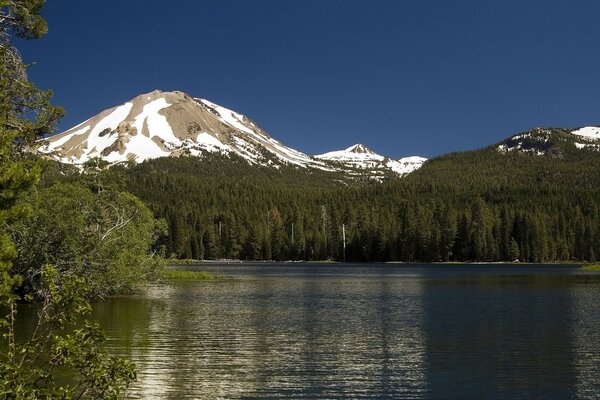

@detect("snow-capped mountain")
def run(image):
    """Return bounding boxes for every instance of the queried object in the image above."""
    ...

[316,144,426,175]
[497,126,600,155]
[39,90,319,167]
[38,90,425,177]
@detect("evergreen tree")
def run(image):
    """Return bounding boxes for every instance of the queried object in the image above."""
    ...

[0,2,137,396]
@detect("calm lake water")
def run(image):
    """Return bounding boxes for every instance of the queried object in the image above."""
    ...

[92,264,600,399]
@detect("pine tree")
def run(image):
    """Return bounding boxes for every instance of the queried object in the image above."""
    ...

[0,2,136,396]
[509,238,520,261]
[0,1,64,298]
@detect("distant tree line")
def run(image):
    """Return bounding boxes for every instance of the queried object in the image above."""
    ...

[118,146,600,263]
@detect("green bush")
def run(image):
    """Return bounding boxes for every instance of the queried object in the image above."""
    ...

[10,183,166,297]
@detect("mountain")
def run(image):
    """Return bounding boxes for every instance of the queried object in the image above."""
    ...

[38,90,318,167]
[496,126,600,156]
[316,144,426,175]
[40,116,600,262]
[121,121,600,262]
[38,90,425,177]
[399,125,600,198]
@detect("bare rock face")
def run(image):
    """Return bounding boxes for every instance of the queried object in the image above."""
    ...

[100,137,127,157]
[116,121,137,136]
[38,89,426,177]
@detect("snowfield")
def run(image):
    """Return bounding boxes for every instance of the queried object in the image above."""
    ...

[39,90,426,177]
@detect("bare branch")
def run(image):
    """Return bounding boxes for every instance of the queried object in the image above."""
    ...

[100,208,138,242]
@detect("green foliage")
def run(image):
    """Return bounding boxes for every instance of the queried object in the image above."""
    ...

[10,182,166,297]
[0,265,136,399]
[121,140,600,263]
[0,0,48,40]
[52,322,136,400]
[0,3,142,398]
[0,2,64,146]
[162,269,221,280]
[0,124,40,306]
[0,0,57,310]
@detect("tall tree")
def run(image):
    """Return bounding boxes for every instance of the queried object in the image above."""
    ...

[0,0,63,302]
[0,2,138,397]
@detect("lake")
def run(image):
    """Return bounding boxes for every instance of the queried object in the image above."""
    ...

[91,264,600,399]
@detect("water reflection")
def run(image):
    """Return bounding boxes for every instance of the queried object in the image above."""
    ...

[94,269,428,399]
[570,283,600,399]
[84,265,600,399]
[421,273,579,399]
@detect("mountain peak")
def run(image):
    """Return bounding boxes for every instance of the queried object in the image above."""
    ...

[38,90,316,166]
[38,90,426,178]
[131,89,189,104]
[315,144,426,176]
[345,144,375,154]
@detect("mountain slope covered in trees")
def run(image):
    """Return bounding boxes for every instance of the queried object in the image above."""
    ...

[116,127,600,263]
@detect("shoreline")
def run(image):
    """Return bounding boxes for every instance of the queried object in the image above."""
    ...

[168,259,585,267]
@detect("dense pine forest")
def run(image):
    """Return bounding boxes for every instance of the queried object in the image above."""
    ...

[83,134,600,263]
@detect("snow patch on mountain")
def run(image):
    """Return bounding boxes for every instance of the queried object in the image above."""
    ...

[195,132,229,150]
[316,144,426,176]
[39,90,425,177]
[572,126,600,140]
[199,99,252,136]
[388,156,428,175]
[497,126,600,156]
[121,133,170,162]
[317,144,383,162]
[88,102,133,151]
[135,98,179,146]
[45,125,90,150]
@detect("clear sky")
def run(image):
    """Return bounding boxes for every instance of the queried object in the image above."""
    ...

[19,0,600,158]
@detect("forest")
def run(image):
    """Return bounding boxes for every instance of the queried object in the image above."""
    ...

[108,137,600,263]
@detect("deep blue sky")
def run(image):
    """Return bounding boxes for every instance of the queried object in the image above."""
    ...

[19,0,600,158]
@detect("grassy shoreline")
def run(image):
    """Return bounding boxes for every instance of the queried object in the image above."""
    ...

[162,261,598,282]
[162,269,224,280]
[581,264,600,271]
[169,259,585,266]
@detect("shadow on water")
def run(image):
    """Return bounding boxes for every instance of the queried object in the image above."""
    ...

[421,273,582,399]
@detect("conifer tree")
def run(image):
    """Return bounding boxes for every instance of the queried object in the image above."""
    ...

[0,2,137,396]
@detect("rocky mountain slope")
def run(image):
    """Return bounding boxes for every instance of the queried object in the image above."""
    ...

[38,90,425,177]
[496,126,600,156]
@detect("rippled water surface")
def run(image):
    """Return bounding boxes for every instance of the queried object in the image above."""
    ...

[91,264,600,399]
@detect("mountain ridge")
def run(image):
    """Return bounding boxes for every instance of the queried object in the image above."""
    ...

[39,89,600,180]
[315,144,426,176]
[496,126,600,156]
[38,89,425,177]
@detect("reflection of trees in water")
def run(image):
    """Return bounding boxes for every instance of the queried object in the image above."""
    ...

[85,270,600,399]
[421,274,580,398]
[244,276,427,398]
[91,285,175,399]
[570,283,600,399]
[90,274,429,398]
